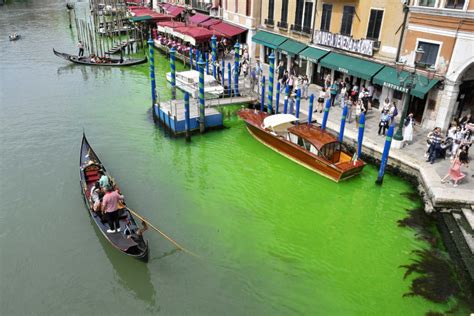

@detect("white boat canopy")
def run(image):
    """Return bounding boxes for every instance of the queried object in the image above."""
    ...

[263,114,298,132]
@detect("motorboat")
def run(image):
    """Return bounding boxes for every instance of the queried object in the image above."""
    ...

[166,70,224,99]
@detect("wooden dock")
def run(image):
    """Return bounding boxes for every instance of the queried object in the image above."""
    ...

[153,94,257,136]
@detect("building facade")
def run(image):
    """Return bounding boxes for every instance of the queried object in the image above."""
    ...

[221,0,262,59]
[401,0,474,130]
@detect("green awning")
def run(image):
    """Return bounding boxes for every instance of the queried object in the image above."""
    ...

[319,52,384,80]
[129,15,153,22]
[277,39,307,56]
[299,47,329,63]
[373,66,439,99]
[252,31,287,49]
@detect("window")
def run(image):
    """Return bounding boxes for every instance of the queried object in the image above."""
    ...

[445,0,465,9]
[268,0,274,21]
[281,0,289,23]
[246,0,251,16]
[418,0,436,7]
[303,2,313,32]
[235,0,238,13]
[320,4,332,32]
[340,6,355,36]
[417,41,440,66]
[294,0,305,27]
[366,9,383,40]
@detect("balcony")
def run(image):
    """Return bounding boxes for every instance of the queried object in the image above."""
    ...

[277,21,288,30]
[264,18,274,27]
[191,0,211,13]
[290,24,312,37]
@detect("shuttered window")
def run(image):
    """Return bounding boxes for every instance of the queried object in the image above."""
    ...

[281,0,289,22]
[340,6,354,36]
[366,9,383,40]
[303,2,313,32]
[320,4,332,32]
[268,0,274,20]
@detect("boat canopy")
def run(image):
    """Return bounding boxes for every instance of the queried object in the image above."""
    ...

[263,114,298,132]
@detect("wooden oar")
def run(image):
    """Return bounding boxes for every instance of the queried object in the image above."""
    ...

[127,208,200,258]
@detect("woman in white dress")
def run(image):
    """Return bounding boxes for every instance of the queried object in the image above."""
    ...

[403,113,415,144]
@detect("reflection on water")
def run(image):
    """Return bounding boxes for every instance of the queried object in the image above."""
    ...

[91,217,158,309]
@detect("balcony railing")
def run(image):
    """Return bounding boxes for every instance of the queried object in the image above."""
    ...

[191,0,211,12]
[264,18,274,27]
[277,21,288,30]
[290,24,312,36]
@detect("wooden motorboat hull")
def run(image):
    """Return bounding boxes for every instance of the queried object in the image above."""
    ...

[53,49,147,66]
[239,111,365,182]
[79,134,149,261]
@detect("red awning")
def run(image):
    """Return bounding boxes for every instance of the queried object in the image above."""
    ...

[189,13,211,25]
[168,6,185,17]
[210,21,246,38]
[156,21,186,28]
[174,26,222,42]
[198,18,221,28]
[148,12,172,22]
[160,3,171,10]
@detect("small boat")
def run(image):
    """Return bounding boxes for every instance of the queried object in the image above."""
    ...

[53,49,147,66]
[79,134,149,261]
[9,34,21,41]
[237,109,366,182]
[166,70,224,99]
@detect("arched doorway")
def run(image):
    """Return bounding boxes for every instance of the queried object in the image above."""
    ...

[455,63,474,118]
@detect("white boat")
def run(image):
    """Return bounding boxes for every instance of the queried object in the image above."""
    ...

[166,70,224,99]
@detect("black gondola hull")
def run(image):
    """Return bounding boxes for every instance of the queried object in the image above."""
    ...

[54,49,147,67]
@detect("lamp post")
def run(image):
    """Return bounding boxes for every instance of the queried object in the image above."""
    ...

[393,47,435,141]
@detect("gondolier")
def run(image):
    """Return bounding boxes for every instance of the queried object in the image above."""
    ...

[102,186,124,233]
[77,41,84,57]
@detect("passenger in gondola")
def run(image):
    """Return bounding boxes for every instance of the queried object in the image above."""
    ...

[90,181,101,204]
[93,191,105,214]
[102,186,124,233]
[98,170,111,190]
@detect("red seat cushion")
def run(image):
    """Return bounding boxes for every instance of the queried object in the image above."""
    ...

[87,175,100,182]
[85,170,99,177]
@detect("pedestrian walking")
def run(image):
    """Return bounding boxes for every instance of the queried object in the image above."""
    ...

[378,110,391,136]
[316,88,326,113]
[403,113,415,144]
[276,61,285,81]
[441,150,469,187]
[426,127,444,164]
[329,81,338,107]
[302,75,309,99]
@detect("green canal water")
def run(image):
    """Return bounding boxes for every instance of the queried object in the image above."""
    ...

[0,1,467,315]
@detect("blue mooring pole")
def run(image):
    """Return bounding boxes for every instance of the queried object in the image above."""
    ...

[147,38,156,107]
[260,76,266,112]
[221,59,225,88]
[267,52,275,113]
[184,92,191,142]
[321,98,331,130]
[283,85,289,114]
[234,42,240,96]
[227,62,232,96]
[189,48,193,70]
[198,57,206,133]
[376,124,395,185]
[308,94,314,126]
[357,112,366,158]
[205,52,209,75]
[170,47,176,100]
[275,82,281,114]
[195,50,199,70]
[295,88,301,119]
[339,105,348,142]
[211,35,217,79]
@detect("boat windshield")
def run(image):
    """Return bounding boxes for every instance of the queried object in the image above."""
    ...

[320,141,341,163]
[288,133,319,155]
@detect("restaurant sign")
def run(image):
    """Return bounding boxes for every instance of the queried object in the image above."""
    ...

[313,31,374,56]
[383,82,409,93]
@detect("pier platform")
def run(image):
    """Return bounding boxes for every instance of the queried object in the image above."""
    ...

[153,94,256,135]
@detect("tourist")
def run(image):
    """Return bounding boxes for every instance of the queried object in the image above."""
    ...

[89,181,101,204]
[382,98,391,112]
[301,75,309,99]
[287,75,295,95]
[361,88,370,111]
[241,61,249,78]
[426,127,444,164]
[329,81,338,107]
[78,41,84,57]
[102,186,124,233]
[459,113,472,127]
[441,150,469,187]
[389,101,398,124]
[378,110,391,136]
[276,61,285,81]
[324,74,331,90]
[255,60,263,81]
[316,88,326,113]
[367,83,375,107]
[450,126,463,159]
[355,100,365,128]
[346,97,353,123]
[403,113,415,144]
[339,82,347,108]
[93,191,104,213]
[99,170,111,190]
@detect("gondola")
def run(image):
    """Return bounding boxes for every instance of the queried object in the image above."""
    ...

[53,49,147,66]
[79,134,149,261]
[9,34,21,41]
